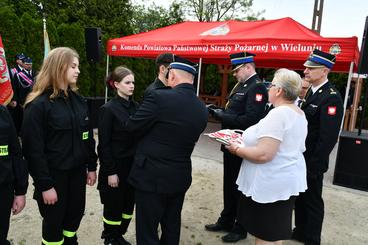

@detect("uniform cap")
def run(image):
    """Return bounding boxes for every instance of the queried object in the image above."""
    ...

[15,53,26,60]
[304,49,336,69]
[23,57,32,64]
[230,52,256,71]
[169,55,197,75]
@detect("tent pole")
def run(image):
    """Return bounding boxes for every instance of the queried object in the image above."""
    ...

[105,55,110,103]
[340,61,354,133]
[196,58,202,97]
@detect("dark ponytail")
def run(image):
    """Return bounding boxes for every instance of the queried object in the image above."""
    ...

[106,66,134,89]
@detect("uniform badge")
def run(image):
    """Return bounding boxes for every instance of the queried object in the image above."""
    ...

[255,94,263,102]
[328,106,337,115]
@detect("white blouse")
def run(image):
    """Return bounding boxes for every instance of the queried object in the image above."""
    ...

[236,105,308,203]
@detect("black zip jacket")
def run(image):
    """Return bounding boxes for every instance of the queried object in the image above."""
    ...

[22,89,97,191]
[97,96,138,178]
[0,105,28,195]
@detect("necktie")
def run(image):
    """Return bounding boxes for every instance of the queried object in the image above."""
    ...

[225,82,241,109]
[297,99,303,107]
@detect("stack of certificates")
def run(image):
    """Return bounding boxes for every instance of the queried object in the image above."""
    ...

[205,129,243,145]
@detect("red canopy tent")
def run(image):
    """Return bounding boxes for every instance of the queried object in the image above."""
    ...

[107,17,360,72]
[106,17,360,114]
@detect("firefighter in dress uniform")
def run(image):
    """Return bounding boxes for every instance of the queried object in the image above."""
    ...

[205,52,268,243]
[125,55,208,245]
[7,53,26,134]
[292,49,344,245]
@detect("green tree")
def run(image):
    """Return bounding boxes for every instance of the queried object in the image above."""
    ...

[131,2,184,33]
[179,0,264,22]
[57,23,94,95]
[0,5,24,65]
[20,12,43,71]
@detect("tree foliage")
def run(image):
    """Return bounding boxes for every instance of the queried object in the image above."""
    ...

[180,0,264,21]
[0,0,265,98]
[131,3,184,33]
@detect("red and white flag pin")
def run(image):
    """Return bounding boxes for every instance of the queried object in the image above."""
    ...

[327,106,336,115]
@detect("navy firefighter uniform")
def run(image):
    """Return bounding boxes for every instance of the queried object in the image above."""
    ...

[97,95,138,242]
[22,89,97,245]
[206,52,268,242]
[126,56,208,245]
[0,105,28,245]
[293,49,344,245]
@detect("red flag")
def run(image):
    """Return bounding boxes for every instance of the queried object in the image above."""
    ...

[0,35,13,106]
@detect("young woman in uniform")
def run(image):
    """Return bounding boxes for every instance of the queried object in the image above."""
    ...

[22,47,97,245]
[97,66,138,245]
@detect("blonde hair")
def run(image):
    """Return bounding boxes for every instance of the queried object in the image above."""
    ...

[25,47,79,106]
[272,68,302,101]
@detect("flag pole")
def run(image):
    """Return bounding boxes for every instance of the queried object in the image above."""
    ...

[42,8,50,60]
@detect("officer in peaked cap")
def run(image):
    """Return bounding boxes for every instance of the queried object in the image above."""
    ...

[11,53,25,78]
[205,51,268,243]
[292,49,343,245]
[125,54,207,245]
[22,57,34,78]
[7,53,27,134]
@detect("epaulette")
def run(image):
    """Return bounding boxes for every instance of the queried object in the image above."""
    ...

[329,88,337,94]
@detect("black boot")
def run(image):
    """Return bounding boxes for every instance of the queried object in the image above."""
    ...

[116,237,131,245]
[63,235,78,245]
[104,238,121,245]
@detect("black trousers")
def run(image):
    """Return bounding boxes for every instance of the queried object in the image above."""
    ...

[35,166,86,244]
[294,172,324,245]
[100,181,135,239]
[135,190,185,245]
[0,184,13,245]
[218,151,245,234]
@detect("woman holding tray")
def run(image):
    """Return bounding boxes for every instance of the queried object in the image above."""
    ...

[226,68,308,245]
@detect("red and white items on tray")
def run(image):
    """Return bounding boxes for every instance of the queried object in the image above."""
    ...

[205,129,244,146]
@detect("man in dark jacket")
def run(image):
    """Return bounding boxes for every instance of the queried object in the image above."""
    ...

[143,52,173,98]
[205,52,268,243]
[292,49,343,245]
[126,55,208,245]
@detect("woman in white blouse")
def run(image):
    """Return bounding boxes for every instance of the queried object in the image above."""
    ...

[227,68,308,245]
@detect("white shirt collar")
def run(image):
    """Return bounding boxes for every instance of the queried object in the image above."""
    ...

[243,72,257,83]
[311,79,328,94]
